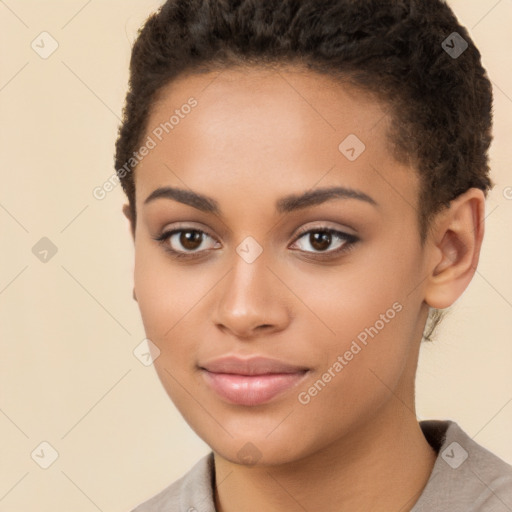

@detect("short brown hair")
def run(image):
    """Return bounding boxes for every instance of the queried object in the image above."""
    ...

[114,0,494,341]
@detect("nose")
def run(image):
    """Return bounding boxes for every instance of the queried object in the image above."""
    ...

[213,252,290,340]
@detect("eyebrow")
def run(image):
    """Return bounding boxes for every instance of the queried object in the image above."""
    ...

[143,185,378,214]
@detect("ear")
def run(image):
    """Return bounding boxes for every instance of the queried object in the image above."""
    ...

[122,203,135,241]
[424,188,486,310]
[123,204,137,302]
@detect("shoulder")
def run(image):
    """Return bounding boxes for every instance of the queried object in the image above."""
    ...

[129,452,216,512]
[414,420,512,512]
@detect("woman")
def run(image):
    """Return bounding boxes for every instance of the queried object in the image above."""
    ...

[115,0,512,510]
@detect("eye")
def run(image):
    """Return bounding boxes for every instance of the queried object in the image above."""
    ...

[153,224,358,260]
[153,227,220,258]
[289,226,358,257]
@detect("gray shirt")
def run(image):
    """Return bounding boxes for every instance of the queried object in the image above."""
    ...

[131,420,512,511]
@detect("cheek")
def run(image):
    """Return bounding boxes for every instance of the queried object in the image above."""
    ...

[133,250,201,404]
[133,244,212,384]
[307,278,410,392]
[287,248,412,344]
[133,243,200,336]
[289,296,415,453]
[290,238,421,409]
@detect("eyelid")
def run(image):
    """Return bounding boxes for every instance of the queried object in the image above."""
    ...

[159,221,218,240]
[292,221,357,239]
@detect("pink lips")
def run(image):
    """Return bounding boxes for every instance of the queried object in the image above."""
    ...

[200,356,309,406]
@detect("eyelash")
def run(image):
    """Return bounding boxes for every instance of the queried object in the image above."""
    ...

[153,226,359,261]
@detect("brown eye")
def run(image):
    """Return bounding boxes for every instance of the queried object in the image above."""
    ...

[290,227,358,257]
[154,228,220,256]
[309,231,332,252]
[179,230,204,251]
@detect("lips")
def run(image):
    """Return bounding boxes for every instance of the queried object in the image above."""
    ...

[199,356,310,406]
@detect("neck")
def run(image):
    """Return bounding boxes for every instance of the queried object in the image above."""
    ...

[213,403,437,512]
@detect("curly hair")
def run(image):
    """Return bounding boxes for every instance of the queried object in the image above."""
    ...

[114,0,494,342]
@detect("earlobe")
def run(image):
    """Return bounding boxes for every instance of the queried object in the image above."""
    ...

[122,203,135,240]
[424,188,485,310]
[122,203,131,221]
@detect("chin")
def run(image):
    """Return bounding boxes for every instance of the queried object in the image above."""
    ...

[212,439,301,467]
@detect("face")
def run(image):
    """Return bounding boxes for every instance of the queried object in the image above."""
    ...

[130,66,431,465]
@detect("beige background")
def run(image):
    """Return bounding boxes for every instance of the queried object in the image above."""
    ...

[0,1,511,510]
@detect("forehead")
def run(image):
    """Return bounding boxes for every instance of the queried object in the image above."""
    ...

[134,65,417,216]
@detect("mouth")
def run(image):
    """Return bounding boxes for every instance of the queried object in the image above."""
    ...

[201,370,310,406]
[199,356,310,406]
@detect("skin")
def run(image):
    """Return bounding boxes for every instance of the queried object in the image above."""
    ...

[123,65,485,512]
